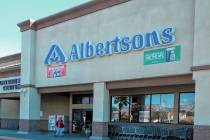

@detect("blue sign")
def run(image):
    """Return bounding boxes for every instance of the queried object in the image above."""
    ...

[45,44,67,65]
[45,27,176,65]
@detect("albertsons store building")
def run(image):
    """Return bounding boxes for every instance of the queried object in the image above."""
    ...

[0,0,210,140]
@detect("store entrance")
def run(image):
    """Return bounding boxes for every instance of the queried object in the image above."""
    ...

[72,109,93,135]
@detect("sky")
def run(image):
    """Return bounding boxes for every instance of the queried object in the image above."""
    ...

[0,0,90,57]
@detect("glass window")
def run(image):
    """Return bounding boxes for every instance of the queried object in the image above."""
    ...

[110,93,180,124]
[179,92,195,124]
[111,96,130,122]
[73,95,81,104]
[73,94,93,104]
[131,95,151,122]
[82,96,89,104]
[90,95,93,104]
[151,94,174,123]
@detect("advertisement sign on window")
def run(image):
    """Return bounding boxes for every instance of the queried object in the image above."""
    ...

[48,115,57,131]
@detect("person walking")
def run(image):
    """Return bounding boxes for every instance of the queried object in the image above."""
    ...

[55,117,64,137]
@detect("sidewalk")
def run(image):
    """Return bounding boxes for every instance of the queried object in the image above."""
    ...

[0,129,89,140]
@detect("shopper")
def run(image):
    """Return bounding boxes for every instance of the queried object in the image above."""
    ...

[55,117,64,137]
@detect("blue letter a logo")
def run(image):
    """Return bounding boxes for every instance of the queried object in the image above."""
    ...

[44,44,67,65]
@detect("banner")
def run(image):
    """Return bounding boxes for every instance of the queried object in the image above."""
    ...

[47,64,66,78]
[144,45,181,65]
[0,77,20,93]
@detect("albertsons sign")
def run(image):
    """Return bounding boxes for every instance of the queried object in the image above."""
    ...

[44,26,175,65]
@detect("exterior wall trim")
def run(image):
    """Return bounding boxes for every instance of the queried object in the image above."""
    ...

[191,65,210,71]
[107,74,194,90]
[0,93,20,99]
[0,53,21,64]
[17,19,36,32]
[38,74,193,93]
[110,85,195,96]
[0,53,21,78]
[17,0,130,32]
[38,83,93,94]
[0,64,20,73]
[0,69,20,79]
[20,84,36,88]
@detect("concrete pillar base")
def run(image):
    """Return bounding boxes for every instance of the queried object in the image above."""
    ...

[0,119,19,130]
[92,122,109,137]
[92,83,110,139]
[89,136,110,140]
[19,119,40,132]
[194,125,210,140]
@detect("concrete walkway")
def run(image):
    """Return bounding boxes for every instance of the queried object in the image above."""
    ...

[0,129,89,140]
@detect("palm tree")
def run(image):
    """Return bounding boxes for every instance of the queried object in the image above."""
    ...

[114,96,130,121]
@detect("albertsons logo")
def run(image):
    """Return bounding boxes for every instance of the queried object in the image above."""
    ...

[45,44,67,78]
[44,44,67,65]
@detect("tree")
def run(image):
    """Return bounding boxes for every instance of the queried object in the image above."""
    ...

[114,96,130,121]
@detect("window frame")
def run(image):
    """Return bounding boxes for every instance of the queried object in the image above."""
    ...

[130,94,151,123]
[110,92,177,124]
[72,94,93,104]
[178,92,195,125]
[110,95,131,122]
[150,93,175,124]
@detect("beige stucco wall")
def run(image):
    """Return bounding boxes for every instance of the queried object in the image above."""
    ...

[41,93,93,120]
[192,0,210,126]
[193,0,210,66]
[41,94,69,120]
[21,30,36,85]
[34,0,194,87]
[19,29,41,121]
[0,99,19,119]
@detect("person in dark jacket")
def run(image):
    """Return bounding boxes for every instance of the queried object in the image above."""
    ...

[55,117,64,137]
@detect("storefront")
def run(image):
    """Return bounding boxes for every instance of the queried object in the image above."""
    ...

[15,0,210,140]
[0,54,21,130]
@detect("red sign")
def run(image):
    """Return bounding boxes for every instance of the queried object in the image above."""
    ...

[47,64,66,78]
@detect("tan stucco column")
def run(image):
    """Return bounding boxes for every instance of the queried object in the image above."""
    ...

[193,0,210,139]
[193,71,210,140]
[18,20,41,132]
[90,82,110,140]
[19,88,40,132]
